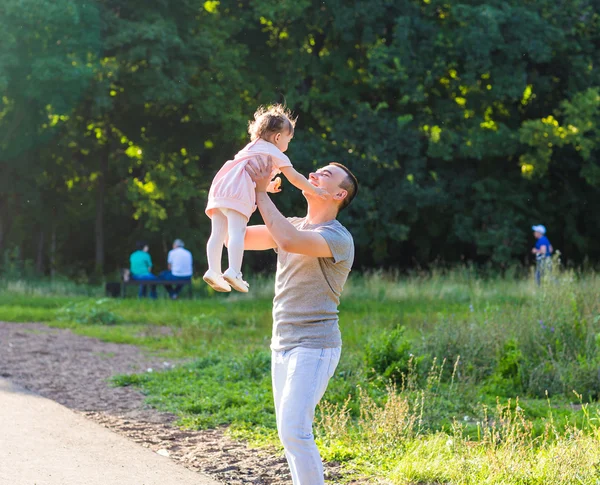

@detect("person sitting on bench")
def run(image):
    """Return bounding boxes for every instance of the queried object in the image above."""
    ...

[129,241,158,299]
[159,239,193,300]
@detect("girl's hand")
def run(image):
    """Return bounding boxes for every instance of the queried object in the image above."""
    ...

[267,176,282,193]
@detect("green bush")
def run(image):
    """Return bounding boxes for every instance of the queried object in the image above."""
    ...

[483,339,525,396]
[365,326,415,383]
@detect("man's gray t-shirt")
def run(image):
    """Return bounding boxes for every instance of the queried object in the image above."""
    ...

[271,217,354,352]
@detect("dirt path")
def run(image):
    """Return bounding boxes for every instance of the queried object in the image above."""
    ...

[0,322,347,484]
[1,378,219,485]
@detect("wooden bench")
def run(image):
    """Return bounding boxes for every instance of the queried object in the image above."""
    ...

[114,270,193,298]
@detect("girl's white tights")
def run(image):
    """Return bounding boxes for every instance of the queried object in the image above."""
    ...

[206,208,247,275]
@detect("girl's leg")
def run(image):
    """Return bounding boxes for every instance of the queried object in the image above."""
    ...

[223,208,247,275]
[206,209,228,274]
[221,208,249,292]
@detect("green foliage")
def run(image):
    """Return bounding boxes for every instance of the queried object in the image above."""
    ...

[110,373,149,387]
[133,353,275,429]
[0,0,599,275]
[483,339,525,396]
[57,298,122,325]
[364,326,415,383]
[520,88,600,186]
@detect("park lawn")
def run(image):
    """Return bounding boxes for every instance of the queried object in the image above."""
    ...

[1,269,600,483]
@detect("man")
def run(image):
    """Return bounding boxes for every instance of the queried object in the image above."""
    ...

[129,241,158,299]
[531,224,553,285]
[159,239,193,299]
[244,156,357,485]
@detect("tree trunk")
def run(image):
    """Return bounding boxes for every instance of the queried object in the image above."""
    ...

[36,229,45,274]
[50,219,57,279]
[0,210,4,259]
[94,145,109,277]
[0,196,15,262]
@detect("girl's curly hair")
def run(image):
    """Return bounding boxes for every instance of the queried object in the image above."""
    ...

[248,104,297,141]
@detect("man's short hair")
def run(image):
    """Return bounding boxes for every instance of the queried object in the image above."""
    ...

[330,162,358,211]
[173,239,185,248]
[136,241,148,251]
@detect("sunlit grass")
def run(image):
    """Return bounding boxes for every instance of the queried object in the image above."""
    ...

[1,265,599,484]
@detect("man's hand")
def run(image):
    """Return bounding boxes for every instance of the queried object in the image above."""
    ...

[246,155,274,192]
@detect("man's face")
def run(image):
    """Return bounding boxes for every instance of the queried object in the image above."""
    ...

[534,231,542,239]
[308,165,348,203]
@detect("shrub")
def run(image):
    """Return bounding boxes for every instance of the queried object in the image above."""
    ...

[365,326,415,383]
[484,340,525,396]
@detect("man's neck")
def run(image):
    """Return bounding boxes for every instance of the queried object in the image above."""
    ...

[305,199,338,225]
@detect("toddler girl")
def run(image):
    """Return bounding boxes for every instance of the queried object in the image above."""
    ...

[204,104,327,293]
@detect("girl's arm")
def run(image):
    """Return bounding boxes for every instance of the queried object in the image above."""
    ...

[279,166,327,198]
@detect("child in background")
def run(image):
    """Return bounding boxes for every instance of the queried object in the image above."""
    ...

[204,104,327,293]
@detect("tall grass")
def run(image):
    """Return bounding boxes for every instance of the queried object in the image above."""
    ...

[0,277,103,297]
[316,368,600,484]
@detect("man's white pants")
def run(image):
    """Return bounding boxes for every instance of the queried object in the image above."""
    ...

[272,347,341,485]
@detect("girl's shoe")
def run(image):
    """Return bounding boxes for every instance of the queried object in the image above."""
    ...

[223,268,249,293]
[203,270,232,292]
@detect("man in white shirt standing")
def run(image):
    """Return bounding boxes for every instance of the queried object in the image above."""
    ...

[159,239,193,299]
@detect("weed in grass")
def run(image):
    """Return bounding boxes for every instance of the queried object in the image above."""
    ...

[57,299,122,325]
[111,373,150,387]
[364,326,416,384]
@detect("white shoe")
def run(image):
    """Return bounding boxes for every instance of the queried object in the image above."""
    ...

[203,270,231,292]
[223,268,249,293]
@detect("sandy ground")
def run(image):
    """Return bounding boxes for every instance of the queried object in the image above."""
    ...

[0,322,348,484]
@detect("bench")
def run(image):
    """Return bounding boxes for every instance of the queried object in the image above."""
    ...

[105,270,193,298]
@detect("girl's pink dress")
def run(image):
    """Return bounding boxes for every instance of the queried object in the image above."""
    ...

[205,139,292,221]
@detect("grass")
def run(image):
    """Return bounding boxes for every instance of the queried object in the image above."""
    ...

[1,262,600,483]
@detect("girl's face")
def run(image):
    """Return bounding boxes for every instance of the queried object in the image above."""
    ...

[273,128,294,152]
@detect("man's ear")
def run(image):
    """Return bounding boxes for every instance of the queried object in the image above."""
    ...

[333,189,348,201]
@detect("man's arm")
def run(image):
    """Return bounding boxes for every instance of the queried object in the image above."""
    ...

[244,225,277,251]
[254,193,333,257]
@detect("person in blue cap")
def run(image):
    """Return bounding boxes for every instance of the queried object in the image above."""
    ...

[531,225,553,285]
